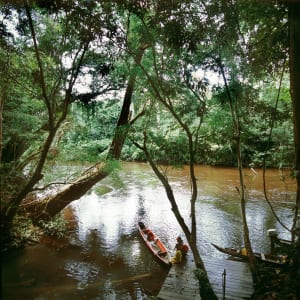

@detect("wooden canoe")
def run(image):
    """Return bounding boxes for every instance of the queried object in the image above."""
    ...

[211,243,285,266]
[272,237,293,249]
[138,223,172,268]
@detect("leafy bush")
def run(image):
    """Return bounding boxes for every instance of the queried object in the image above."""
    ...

[7,216,34,248]
[38,214,67,238]
[59,139,111,162]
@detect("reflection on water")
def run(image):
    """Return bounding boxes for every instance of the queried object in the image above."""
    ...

[1,162,296,299]
[65,260,100,290]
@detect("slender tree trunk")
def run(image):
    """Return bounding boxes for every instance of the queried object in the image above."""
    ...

[130,41,217,297]
[188,133,198,246]
[148,161,217,300]
[218,58,257,281]
[139,138,217,300]
[236,135,256,268]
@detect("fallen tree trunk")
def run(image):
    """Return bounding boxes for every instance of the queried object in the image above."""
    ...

[25,45,149,221]
[28,162,107,220]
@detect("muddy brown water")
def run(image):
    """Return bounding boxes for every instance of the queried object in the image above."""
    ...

[1,162,296,299]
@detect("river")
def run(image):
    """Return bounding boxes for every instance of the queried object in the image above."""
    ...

[1,162,296,299]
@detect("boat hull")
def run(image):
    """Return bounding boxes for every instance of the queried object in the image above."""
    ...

[211,243,284,267]
[138,224,172,268]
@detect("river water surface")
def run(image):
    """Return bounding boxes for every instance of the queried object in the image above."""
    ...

[1,162,296,299]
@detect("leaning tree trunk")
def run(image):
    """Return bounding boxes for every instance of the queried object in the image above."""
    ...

[147,160,218,300]
[107,44,149,160]
[27,45,149,220]
[134,135,218,300]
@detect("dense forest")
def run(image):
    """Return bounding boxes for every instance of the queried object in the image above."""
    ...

[1,1,299,299]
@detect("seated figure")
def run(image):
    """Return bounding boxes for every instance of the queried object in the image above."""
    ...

[171,244,182,264]
[176,236,189,256]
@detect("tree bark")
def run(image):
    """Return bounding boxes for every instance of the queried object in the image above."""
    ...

[108,46,148,159]
[31,164,107,219]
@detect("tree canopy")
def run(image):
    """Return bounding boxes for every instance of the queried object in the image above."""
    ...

[1,1,299,298]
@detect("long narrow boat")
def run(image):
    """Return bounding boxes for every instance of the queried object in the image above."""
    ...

[272,237,293,250]
[138,222,172,268]
[211,243,285,267]
[276,237,293,246]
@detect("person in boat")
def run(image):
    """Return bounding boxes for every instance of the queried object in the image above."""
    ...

[139,221,146,230]
[146,230,155,241]
[176,236,189,256]
[171,244,182,264]
[139,222,155,241]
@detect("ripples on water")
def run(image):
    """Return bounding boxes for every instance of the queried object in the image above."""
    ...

[1,162,296,299]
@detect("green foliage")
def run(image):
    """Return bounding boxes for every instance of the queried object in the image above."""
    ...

[0,163,27,216]
[1,1,297,247]
[9,216,34,247]
[103,159,121,174]
[121,144,145,161]
[1,48,46,164]
[2,0,293,173]
[38,214,67,238]
[60,139,110,162]
[201,74,294,167]
[1,215,41,251]
[151,131,190,165]
[59,100,121,162]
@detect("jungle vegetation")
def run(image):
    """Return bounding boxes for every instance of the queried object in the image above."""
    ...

[1,1,299,299]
